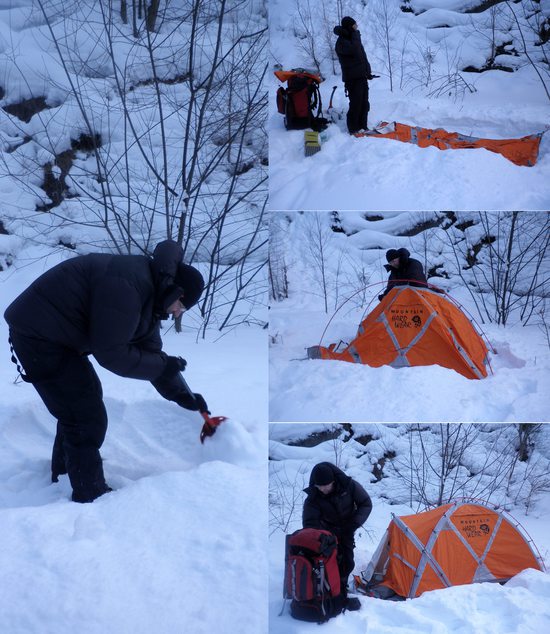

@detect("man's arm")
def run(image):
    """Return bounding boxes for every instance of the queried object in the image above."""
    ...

[408,259,428,286]
[90,277,165,379]
[303,498,323,529]
[350,480,373,529]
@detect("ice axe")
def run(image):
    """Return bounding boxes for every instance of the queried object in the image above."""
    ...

[327,85,337,121]
[329,85,337,110]
[179,374,227,443]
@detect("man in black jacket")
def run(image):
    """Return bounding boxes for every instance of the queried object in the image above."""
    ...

[378,247,428,300]
[4,240,207,503]
[303,462,372,608]
[333,16,373,135]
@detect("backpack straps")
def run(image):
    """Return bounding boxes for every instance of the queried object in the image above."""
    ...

[311,82,322,118]
[8,336,31,383]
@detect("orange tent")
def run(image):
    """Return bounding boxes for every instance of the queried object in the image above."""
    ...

[307,286,489,380]
[361,501,544,599]
[360,121,544,167]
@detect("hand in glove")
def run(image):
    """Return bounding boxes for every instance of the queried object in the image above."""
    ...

[378,294,384,301]
[176,391,209,414]
[159,355,187,381]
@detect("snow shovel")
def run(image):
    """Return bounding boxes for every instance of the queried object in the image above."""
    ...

[179,374,227,443]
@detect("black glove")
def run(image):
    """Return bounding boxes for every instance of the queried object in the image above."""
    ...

[176,391,209,414]
[378,294,384,301]
[159,355,187,381]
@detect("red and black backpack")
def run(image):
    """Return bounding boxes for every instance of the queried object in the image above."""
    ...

[283,528,343,623]
[275,69,329,132]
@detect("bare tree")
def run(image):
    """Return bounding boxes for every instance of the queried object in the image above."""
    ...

[269,213,290,301]
[515,423,542,462]
[390,424,511,508]
[301,212,342,313]
[269,462,307,536]
[1,0,268,334]
[474,212,549,326]
[371,0,400,91]
[506,0,550,102]
[293,0,323,74]
[320,0,340,76]
[441,212,549,330]
[385,423,550,513]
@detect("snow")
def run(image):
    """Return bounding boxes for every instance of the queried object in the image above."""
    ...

[0,1,268,630]
[0,1,549,631]
[0,245,268,633]
[0,260,267,631]
[269,423,550,634]
[269,211,550,422]
[269,0,550,210]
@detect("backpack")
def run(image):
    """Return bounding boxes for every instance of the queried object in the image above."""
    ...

[283,528,343,623]
[275,69,329,132]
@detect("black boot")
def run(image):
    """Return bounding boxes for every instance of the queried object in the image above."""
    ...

[346,597,361,611]
[51,429,67,483]
[65,445,111,503]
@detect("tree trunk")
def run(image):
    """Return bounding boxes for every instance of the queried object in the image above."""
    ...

[146,0,161,32]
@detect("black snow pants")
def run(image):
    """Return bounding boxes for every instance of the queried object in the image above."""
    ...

[337,534,356,595]
[9,332,110,503]
[345,78,370,134]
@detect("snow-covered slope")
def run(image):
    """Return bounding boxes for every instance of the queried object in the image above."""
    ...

[0,244,268,633]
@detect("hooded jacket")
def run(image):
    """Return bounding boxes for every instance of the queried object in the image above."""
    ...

[380,248,428,299]
[333,26,372,83]
[4,240,193,399]
[302,462,372,537]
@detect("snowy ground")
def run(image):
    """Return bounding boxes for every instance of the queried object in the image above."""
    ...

[270,297,550,422]
[269,211,550,423]
[0,247,268,633]
[269,0,550,211]
[269,423,550,634]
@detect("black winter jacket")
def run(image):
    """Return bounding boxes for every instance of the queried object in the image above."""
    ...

[302,463,372,538]
[333,26,372,83]
[380,248,428,299]
[4,240,190,402]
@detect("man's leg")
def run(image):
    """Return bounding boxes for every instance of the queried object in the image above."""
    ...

[346,79,369,134]
[9,333,110,502]
[51,422,67,482]
[361,79,370,130]
[337,536,356,595]
[34,355,110,502]
[345,80,362,134]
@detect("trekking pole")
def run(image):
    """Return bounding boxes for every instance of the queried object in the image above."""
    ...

[179,374,228,443]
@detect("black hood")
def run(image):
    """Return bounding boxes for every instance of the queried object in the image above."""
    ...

[334,25,351,38]
[304,462,351,494]
[150,240,203,316]
[384,247,411,272]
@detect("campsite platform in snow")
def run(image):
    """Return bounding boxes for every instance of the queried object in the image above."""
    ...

[269,423,550,634]
[269,211,549,423]
[269,0,550,211]
[269,293,549,423]
[269,79,550,211]
[0,248,268,634]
